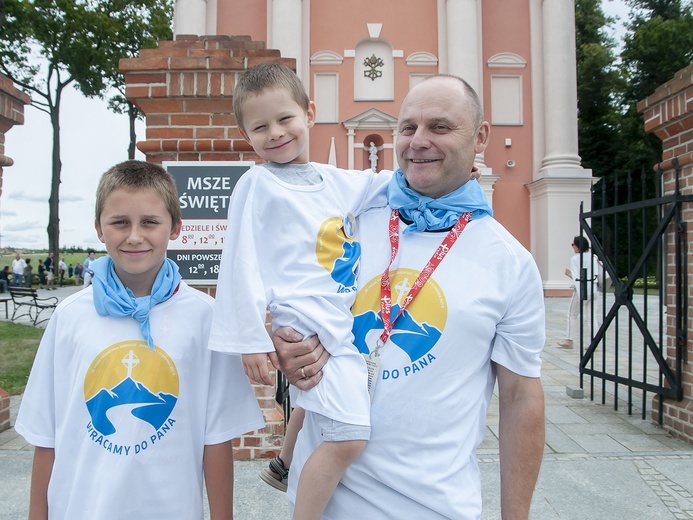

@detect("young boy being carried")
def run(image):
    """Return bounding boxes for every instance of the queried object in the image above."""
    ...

[208,63,389,520]
[15,160,264,520]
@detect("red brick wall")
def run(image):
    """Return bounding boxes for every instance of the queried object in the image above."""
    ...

[0,73,30,202]
[0,74,30,433]
[122,35,293,459]
[120,35,293,165]
[639,64,693,444]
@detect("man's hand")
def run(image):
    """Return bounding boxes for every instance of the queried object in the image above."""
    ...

[269,327,329,390]
[241,353,274,385]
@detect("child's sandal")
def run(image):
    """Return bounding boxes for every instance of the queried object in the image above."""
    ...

[259,456,289,492]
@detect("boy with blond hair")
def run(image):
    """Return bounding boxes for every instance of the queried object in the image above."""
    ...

[16,160,263,520]
[209,63,389,519]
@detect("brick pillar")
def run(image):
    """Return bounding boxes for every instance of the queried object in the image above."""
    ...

[0,73,30,433]
[0,73,31,200]
[639,64,693,444]
[121,35,295,460]
[119,35,293,165]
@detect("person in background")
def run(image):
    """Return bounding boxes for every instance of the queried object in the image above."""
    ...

[59,258,67,287]
[558,235,598,349]
[38,262,47,289]
[74,263,83,286]
[0,266,9,293]
[68,263,74,279]
[44,253,55,290]
[11,252,26,287]
[83,250,96,287]
[23,258,33,288]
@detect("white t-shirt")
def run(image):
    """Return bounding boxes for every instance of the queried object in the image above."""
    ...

[288,208,546,519]
[15,283,264,520]
[569,251,596,299]
[12,258,25,275]
[209,163,389,426]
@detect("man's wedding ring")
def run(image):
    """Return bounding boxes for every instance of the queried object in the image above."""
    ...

[301,366,307,379]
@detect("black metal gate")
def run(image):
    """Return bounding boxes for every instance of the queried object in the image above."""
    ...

[577,159,691,422]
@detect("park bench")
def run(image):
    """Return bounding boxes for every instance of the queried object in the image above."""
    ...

[0,293,9,319]
[9,287,58,326]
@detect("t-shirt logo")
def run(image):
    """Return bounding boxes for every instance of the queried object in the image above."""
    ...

[316,216,361,292]
[83,340,179,456]
[352,268,447,365]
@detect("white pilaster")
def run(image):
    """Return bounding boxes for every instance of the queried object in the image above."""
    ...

[437,0,448,73]
[269,0,304,79]
[206,0,217,34]
[446,0,486,168]
[446,0,481,93]
[527,176,595,292]
[347,128,355,170]
[173,0,207,37]
[540,0,582,173]
[477,172,500,210]
[392,130,399,171]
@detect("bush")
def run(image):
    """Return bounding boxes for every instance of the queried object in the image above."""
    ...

[620,276,659,289]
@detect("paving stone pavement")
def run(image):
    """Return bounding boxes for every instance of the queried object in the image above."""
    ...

[1,287,692,519]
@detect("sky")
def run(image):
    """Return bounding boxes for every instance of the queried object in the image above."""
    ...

[0,1,632,250]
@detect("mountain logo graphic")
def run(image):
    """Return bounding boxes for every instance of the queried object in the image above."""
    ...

[352,268,447,362]
[315,216,361,291]
[84,340,179,437]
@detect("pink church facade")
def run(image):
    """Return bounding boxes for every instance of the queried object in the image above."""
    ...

[172,0,594,294]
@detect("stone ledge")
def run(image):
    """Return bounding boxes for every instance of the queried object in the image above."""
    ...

[566,386,585,399]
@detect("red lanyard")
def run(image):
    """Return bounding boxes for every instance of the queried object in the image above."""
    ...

[376,210,472,353]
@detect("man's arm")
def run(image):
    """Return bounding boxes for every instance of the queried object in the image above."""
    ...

[203,441,234,520]
[28,446,54,520]
[270,327,329,390]
[496,364,545,520]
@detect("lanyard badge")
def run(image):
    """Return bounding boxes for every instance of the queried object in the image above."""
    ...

[364,210,472,398]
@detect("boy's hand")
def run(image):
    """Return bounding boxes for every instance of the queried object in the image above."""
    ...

[271,327,328,390]
[241,353,274,385]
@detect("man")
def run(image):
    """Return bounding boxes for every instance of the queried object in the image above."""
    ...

[58,257,67,287]
[11,252,26,287]
[0,266,10,292]
[44,252,55,290]
[273,75,546,519]
[82,250,96,287]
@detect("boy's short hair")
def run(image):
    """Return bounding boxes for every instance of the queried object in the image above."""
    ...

[95,160,181,226]
[233,62,309,132]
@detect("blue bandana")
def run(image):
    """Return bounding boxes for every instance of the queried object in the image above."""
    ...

[387,168,493,233]
[91,256,182,350]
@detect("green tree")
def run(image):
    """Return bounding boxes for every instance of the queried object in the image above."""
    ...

[618,0,693,171]
[575,0,623,177]
[0,0,173,262]
[98,0,173,159]
[0,0,113,268]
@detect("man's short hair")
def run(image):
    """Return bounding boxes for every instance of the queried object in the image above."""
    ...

[422,74,484,129]
[233,62,310,132]
[95,160,181,226]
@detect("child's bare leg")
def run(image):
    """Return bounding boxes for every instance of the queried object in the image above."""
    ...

[292,439,366,520]
[279,406,304,468]
[260,407,305,490]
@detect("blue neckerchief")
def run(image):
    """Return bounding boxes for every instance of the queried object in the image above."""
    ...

[91,256,182,350]
[387,169,493,233]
